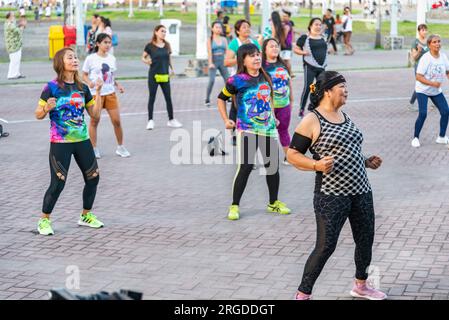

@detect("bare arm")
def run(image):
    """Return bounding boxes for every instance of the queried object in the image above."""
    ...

[218,97,236,129]
[293,43,309,56]
[286,113,333,173]
[141,51,152,65]
[86,79,104,121]
[169,54,175,74]
[416,73,441,88]
[82,72,95,89]
[35,98,56,120]
[224,49,236,67]
[207,38,214,67]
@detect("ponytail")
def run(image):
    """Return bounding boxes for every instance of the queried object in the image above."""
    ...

[308,71,346,110]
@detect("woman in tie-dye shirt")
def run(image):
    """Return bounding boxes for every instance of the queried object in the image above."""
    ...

[217,43,291,221]
[35,47,104,236]
[262,38,293,165]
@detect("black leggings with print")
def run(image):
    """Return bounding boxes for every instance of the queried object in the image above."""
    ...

[298,191,375,294]
[42,140,99,214]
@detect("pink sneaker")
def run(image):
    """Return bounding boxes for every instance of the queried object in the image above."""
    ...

[294,291,312,300]
[350,281,387,300]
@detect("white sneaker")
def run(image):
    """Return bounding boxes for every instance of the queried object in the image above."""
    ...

[116,145,131,158]
[146,120,154,130]
[408,104,418,112]
[167,119,183,128]
[93,147,101,159]
[411,138,420,148]
[435,136,449,144]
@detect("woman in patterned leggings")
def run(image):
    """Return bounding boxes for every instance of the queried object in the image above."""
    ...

[286,71,387,300]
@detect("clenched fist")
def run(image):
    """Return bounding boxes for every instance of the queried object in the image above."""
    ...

[225,119,236,129]
[315,156,334,174]
[46,97,57,112]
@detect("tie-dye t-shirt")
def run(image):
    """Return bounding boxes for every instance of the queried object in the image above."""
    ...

[263,61,290,108]
[222,73,277,137]
[39,80,94,143]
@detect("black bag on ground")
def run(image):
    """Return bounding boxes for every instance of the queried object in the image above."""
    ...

[48,288,143,300]
[0,124,9,138]
[207,131,227,156]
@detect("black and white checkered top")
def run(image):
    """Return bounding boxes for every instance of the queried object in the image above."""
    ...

[310,110,371,196]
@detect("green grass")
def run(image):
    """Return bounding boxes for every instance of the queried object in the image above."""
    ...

[1,6,448,39]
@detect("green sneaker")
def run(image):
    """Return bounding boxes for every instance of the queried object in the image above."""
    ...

[38,218,54,235]
[228,205,240,220]
[267,200,291,215]
[78,212,104,228]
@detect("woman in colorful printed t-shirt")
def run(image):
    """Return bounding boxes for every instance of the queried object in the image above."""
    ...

[217,43,291,221]
[262,38,293,165]
[35,47,104,236]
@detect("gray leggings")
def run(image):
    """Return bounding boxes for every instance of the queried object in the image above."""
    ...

[206,59,229,103]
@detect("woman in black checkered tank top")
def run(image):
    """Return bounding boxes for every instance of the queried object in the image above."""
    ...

[310,108,371,196]
[286,71,387,300]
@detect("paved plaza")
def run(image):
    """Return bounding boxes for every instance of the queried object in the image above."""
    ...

[0,59,449,300]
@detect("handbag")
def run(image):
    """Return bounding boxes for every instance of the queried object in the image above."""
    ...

[154,74,169,83]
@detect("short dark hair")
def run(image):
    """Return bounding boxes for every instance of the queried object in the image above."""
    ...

[217,10,223,18]
[93,13,99,19]
[234,19,251,37]
[417,24,428,31]
[308,17,322,32]
[5,11,12,19]
[327,9,333,13]
[281,9,291,17]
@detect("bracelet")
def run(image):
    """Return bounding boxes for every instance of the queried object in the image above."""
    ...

[312,161,316,171]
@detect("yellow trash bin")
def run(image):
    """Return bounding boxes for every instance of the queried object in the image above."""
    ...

[48,25,65,59]
[250,4,255,15]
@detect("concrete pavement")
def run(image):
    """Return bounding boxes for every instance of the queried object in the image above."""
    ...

[0,67,449,300]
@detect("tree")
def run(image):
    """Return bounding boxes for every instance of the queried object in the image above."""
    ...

[375,2,382,48]
[63,0,68,25]
[244,0,250,22]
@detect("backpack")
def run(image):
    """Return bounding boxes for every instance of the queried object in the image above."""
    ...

[207,131,227,156]
[0,124,9,138]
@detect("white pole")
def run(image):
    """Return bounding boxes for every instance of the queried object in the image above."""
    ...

[261,0,271,36]
[322,0,327,15]
[75,0,84,46]
[196,0,207,59]
[139,0,142,8]
[129,0,134,18]
[159,0,164,17]
[416,0,427,37]
[207,0,211,31]
[390,0,398,36]
[330,0,335,11]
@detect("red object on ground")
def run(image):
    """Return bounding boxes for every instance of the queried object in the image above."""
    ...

[63,25,76,47]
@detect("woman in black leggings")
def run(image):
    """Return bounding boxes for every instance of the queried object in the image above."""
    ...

[218,43,290,220]
[35,47,104,236]
[287,71,387,300]
[142,25,182,130]
[294,18,328,118]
